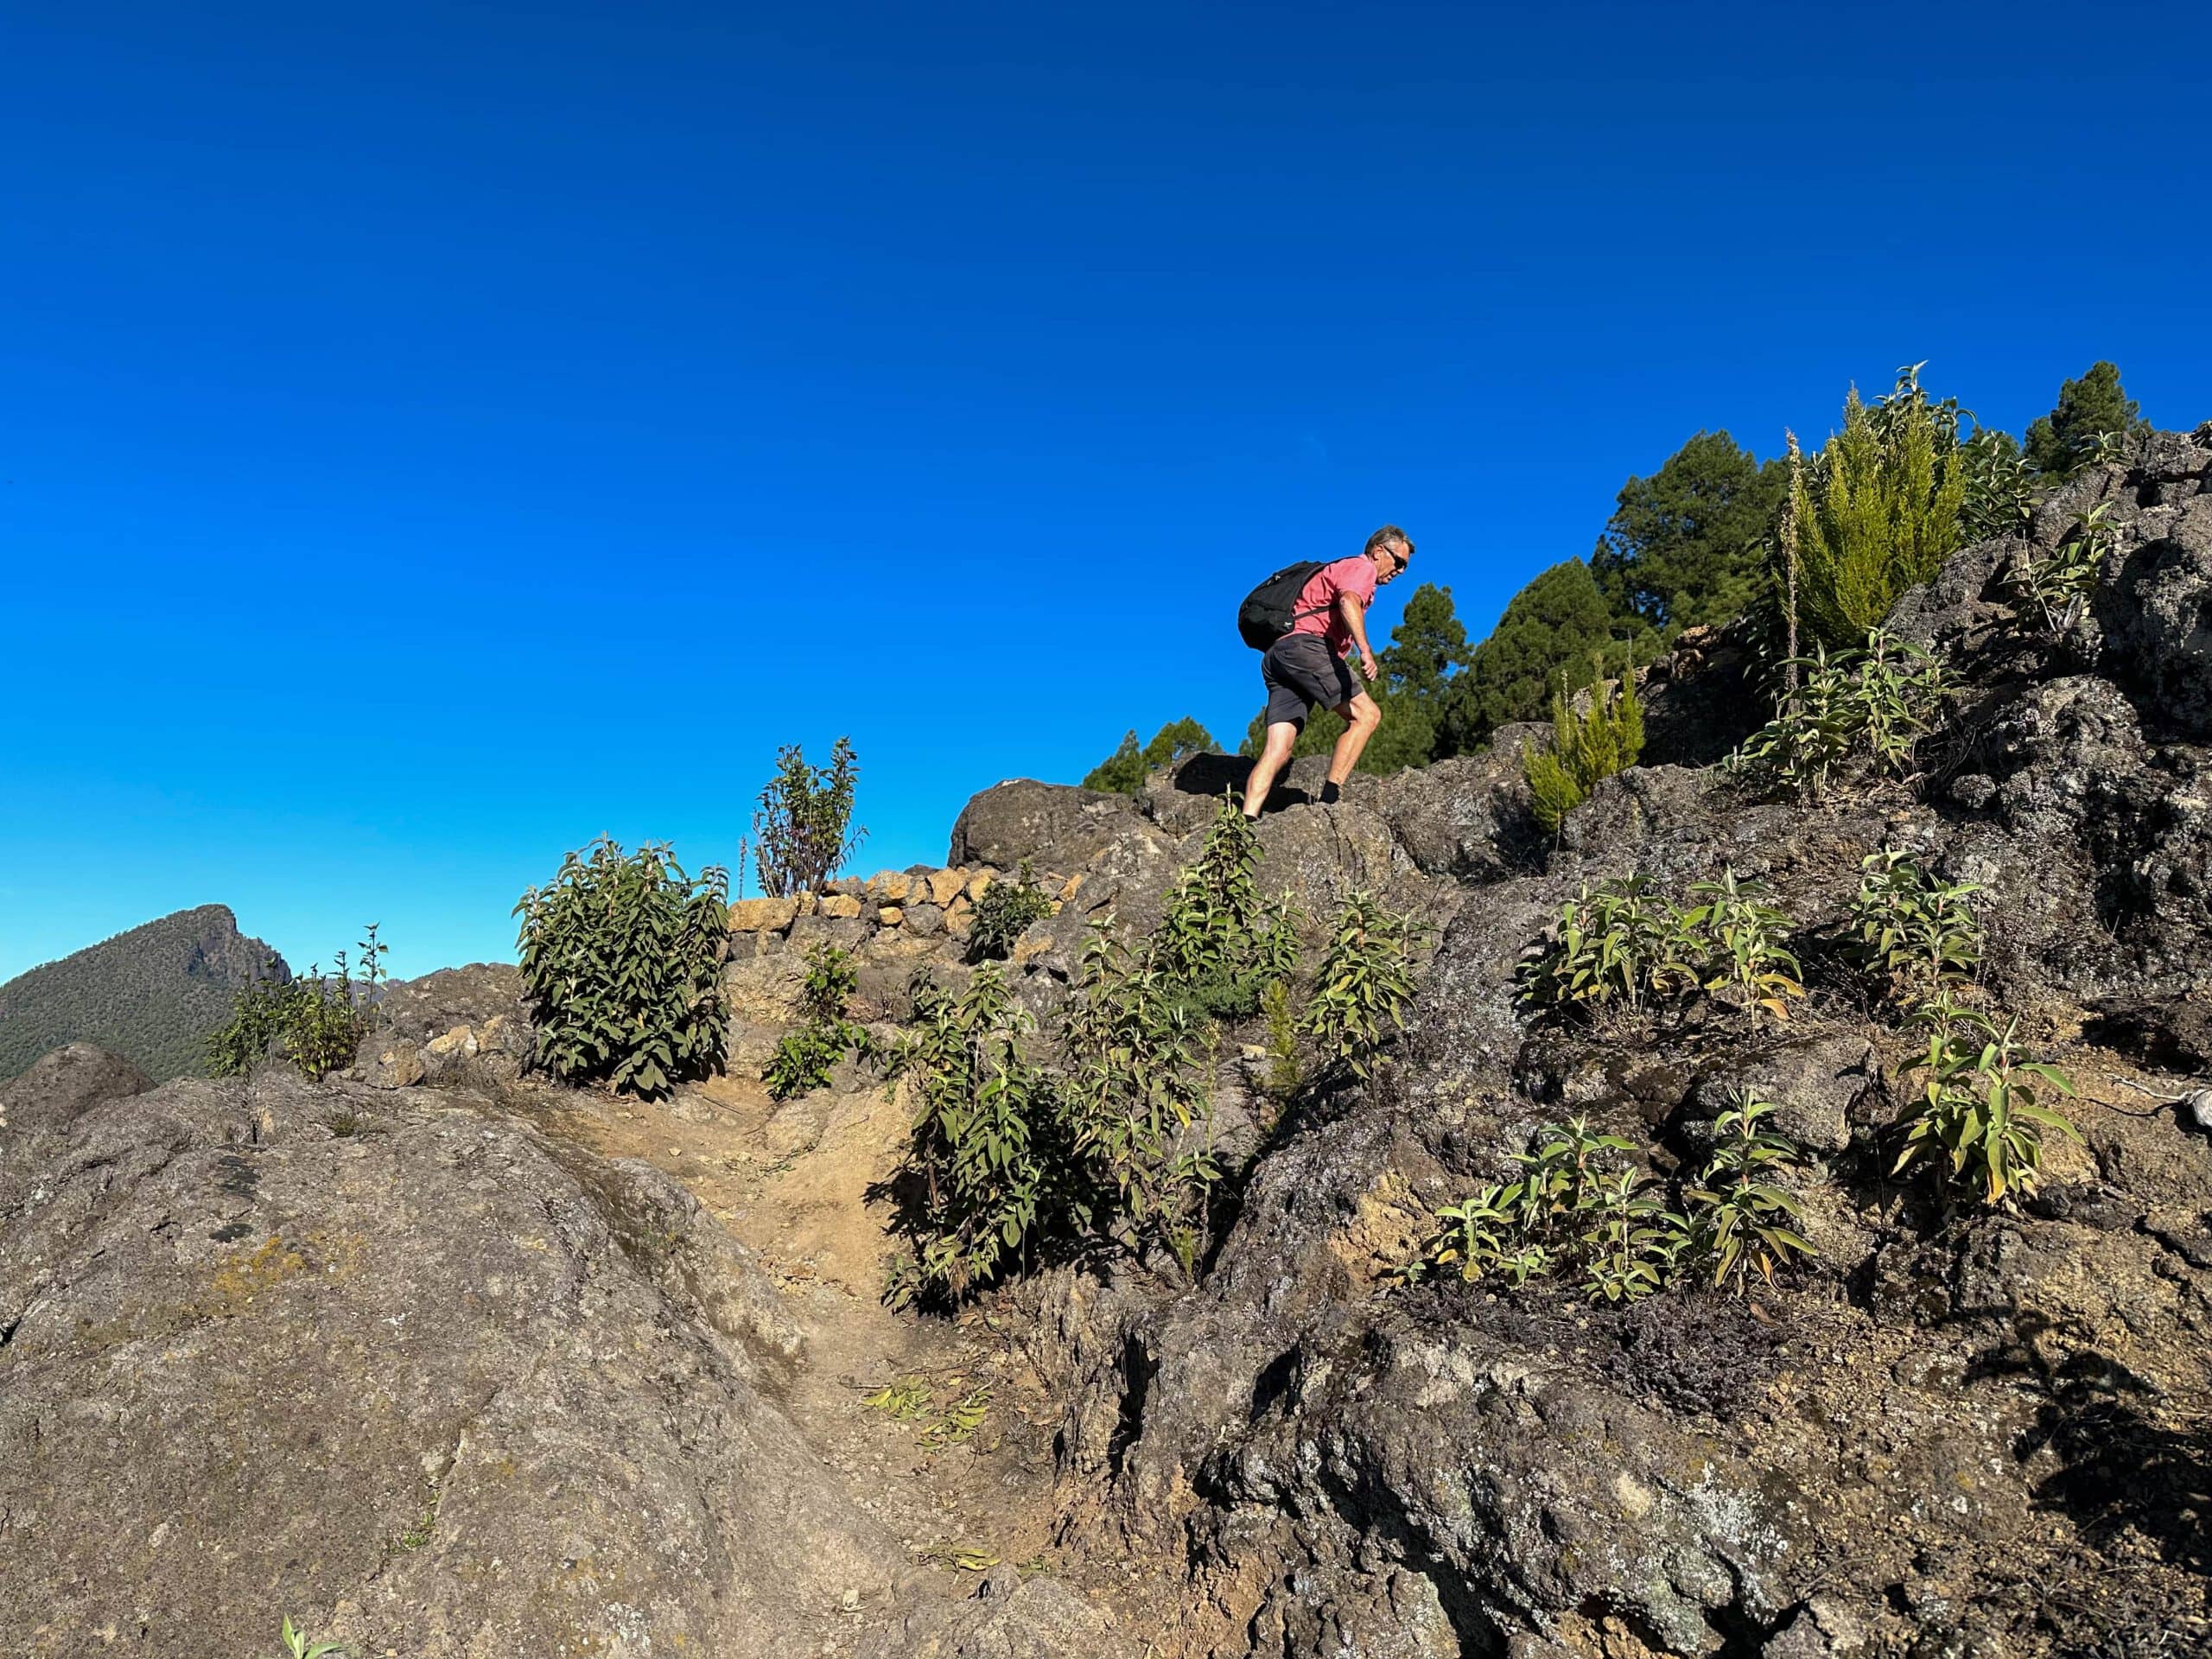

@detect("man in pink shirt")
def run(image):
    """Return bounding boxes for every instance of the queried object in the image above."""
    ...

[1243,525,1413,817]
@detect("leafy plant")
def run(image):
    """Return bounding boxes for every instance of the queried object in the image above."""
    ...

[208,926,387,1083]
[1523,665,1644,835]
[1849,850,1982,995]
[862,1376,934,1421]
[764,942,866,1100]
[917,1385,991,1448]
[1728,629,1944,801]
[1580,1167,1690,1304]
[885,965,1057,1300]
[1298,890,1420,1077]
[1510,1115,1640,1237]
[1788,363,1967,650]
[1517,876,1695,1016]
[2009,501,2116,635]
[258,1618,346,1659]
[1062,924,1221,1276]
[1685,1095,1815,1294]
[1896,995,2080,1206]
[1960,425,2037,543]
[514,840,729,1098]
[966,860,1058,963]
[753,737,865,897]
[1682,870,1803,1025]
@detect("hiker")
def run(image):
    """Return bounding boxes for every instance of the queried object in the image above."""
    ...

[1237,525,1412,817]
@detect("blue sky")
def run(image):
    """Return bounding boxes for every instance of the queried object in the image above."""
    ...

[3,1,2207,981]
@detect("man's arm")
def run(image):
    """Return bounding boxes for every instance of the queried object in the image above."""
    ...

[1338,591,1380,684]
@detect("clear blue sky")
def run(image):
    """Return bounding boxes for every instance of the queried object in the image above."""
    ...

[3,2,2207,981]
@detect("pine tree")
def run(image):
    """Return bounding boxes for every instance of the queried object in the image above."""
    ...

[1444,559,1619,753]
[1591,432,1786,642]
[1789,365,1967,650]
[1523,667,1645,835]
[2024,360,2146,479]
[1084,718,1217,793]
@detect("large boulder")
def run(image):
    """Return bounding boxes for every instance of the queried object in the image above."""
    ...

[948,779,1166,873]
[0,1058,1122,1659]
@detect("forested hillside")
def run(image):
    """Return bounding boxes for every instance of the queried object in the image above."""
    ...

[0,905,286,1082]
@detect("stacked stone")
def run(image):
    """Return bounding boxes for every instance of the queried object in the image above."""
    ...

[723,865,1082,952]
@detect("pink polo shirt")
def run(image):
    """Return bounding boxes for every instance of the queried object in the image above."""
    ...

[1287,556,1377,658]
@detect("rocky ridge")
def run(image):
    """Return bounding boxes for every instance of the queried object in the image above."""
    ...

[3,429,2209,1656]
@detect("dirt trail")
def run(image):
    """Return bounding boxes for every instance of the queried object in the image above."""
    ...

[537,1060,1103,1609]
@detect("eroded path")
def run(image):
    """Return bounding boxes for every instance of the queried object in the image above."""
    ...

[533,1061,1108,1619]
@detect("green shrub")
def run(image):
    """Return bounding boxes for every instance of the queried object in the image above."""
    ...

[1896,995,2079,1207]
[2024,360,2146,480]
[2008,502,2115,635]
[884,965,1055,1302]
[1298,889,1420,1078]
[1728,629,1944,800]
[1062,923,1221,1276]
[1147,796,1300,1019]
[764,942,865,1100]
[1685,1095,1815,1294]
[1850,850,1982,995]
[1404,1103,1815,1302]
[1523,668,1644,836]
[753,737,865,896]
[1960,426,2037,543]
[208,926,387,1083]
[1517,877,1697,1016]
[1682,870,1803,1026]
[513,839,729,1098]
[1788,364,1967,650]
[966,861,1058,963]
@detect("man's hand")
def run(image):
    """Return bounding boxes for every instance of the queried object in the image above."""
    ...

[1360,652,1380,684]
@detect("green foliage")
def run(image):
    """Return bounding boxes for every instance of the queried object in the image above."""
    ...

[2008,502,2116,635]
[764,942,866,1101]
[885,965,1055,1301]
[1522,666,1644,835]
[1298,889,1420,1078]
[1896,995,2079,1207]
[2024,360,2146,480]
[0,905,285,1084]
[1517,876,1697,1016]
[257,1618,346,1659]
[1147,798,1301,1019]
[966,861,1058,963]
[1682,870,1803,1025]
[208,927,387,1083]
[1520,870,1802,1027]
[1404,1103,1815,1302]
[1591,430,1787,640]
[1062,924,1221,1276]
[1450,558,1622,750]
[1789,365,1967,650]
[513,838,729,1099]
[1084,718,1216,794]
[1685,1095,1815,1294]
[1259,977,1304,1102]
[753,736,865,897]
[1849,851,1982,995]
[1727,629,1944,800]
[1960,426,2037,543]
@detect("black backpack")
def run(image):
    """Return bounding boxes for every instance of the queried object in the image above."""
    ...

[1236,561,1328,650]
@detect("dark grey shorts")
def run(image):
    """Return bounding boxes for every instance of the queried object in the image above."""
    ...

[1262,633,1358,728]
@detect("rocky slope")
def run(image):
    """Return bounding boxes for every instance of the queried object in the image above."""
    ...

[0,903,286,1083]
[1,430,2208,1657]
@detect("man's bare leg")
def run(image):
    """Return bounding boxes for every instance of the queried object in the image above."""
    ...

[1325,693,1383,791]
[1242,721,1301,818]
